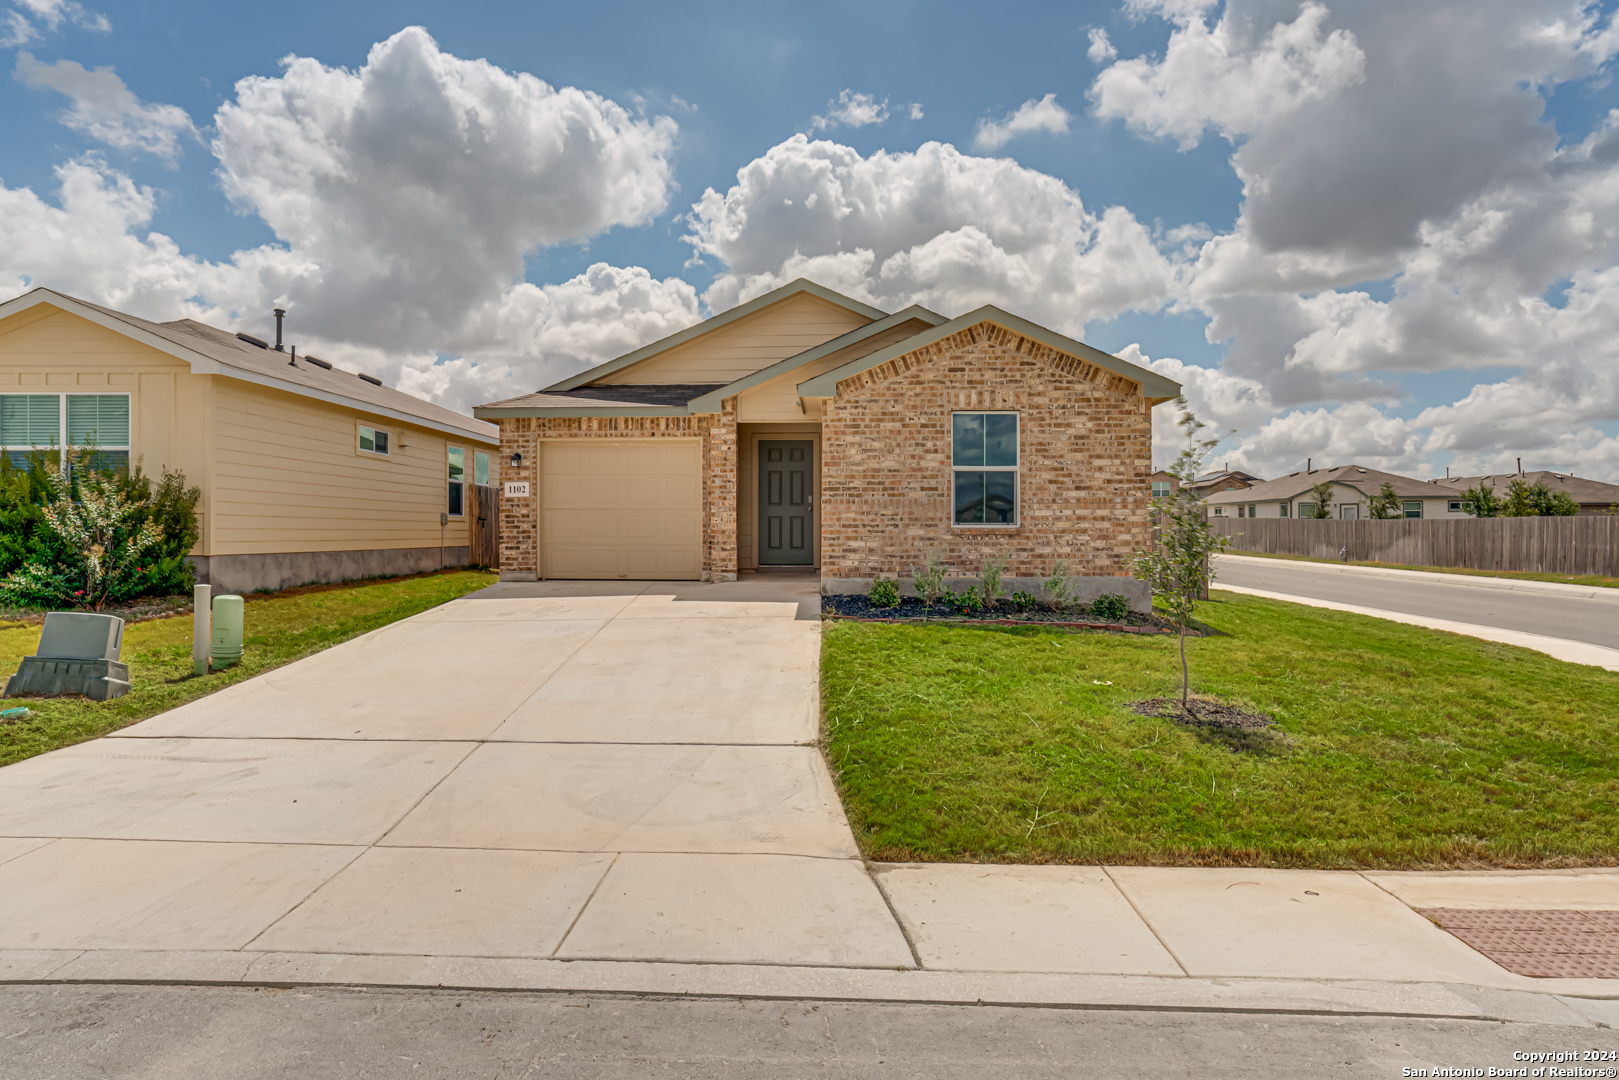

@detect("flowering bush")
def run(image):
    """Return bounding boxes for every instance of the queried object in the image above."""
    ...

[0,459,171,610]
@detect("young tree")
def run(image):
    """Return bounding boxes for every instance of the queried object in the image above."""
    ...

[1460,482,1501,518]
[1367,481,1403,519]
[1306,479,1336,518]
[1498,478,1574,517]
[1131,397,1232,708]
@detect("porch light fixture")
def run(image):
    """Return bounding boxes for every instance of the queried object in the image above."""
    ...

[510,452,522,467]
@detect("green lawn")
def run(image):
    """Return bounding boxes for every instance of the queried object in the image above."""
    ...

[822,591,1619,869]
[1227,548,1619,589]
[0,569,497,767]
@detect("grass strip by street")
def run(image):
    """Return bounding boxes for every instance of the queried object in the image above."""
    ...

[1226,548,1619,589]
[0,569,497,767]
[821,589,1619,869]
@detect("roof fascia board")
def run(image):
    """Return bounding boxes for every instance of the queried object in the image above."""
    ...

[684,305,946,413]
[543,279,891,393]
[1,290,497,445]
[795,306,1182,400]
[471,405,691,419]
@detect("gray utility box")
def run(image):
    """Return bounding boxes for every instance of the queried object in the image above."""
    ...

[4,612,131,701]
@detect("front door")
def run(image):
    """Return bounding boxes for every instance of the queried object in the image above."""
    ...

[758,440,813,565]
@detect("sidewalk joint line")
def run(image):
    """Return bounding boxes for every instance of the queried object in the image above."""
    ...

[1102,867,1190,977]
[550,852,619,959]
[866,864,923,971]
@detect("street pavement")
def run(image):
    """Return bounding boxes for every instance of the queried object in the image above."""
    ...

[0,576,1614,1025]
[3,984,1609,1080]
[1214,553,1619,649]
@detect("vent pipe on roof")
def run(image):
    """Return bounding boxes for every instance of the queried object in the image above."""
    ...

[273,308,286,352]
[1517,457,1522,475]
[1307,457,1311,472]
[288,345,297,368]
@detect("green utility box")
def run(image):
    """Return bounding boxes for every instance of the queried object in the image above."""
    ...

[210,594,244,669]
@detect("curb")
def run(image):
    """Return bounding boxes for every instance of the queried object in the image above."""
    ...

[1218,554,1619,602]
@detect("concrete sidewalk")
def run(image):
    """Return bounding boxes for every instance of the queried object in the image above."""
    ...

[0,577,1614,1021]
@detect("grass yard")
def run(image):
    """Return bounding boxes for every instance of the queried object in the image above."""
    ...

[822,590,1619,869]
[1227,548,1619,589]
[0,569,497,767]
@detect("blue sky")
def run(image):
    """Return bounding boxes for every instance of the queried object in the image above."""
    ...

[3,0,1618,480]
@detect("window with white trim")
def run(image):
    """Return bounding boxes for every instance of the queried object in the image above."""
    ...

[1151,480,1172,498]
[474,451,489,486]
[1403,501,1422,519]
[951,412,1017,525]
[1279,502,1290,518]
[357,424,390,457]
[1,393,130,471]
[447,445,465,516]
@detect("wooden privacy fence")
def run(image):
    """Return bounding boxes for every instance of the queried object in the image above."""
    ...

[469,483,500,569]
[1212,516,1619,577]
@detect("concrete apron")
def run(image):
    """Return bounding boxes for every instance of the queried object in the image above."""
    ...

[0,579,1615,1017]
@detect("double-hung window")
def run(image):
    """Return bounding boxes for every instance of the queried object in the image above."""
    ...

[1,393,129,471]
[447,446,465,516]
[1151,480,1172,498]
[474,451,489,486]
[952,412,1018,525]
[1403,501,1422,519]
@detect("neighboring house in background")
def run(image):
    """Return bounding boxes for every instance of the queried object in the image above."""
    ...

[1431,471,1619,515]
[1180,468,1262,500]
[1149,469,1178,500]
[474,279,1181,606]
[0,289,499,594]
[1204,465,1470,520]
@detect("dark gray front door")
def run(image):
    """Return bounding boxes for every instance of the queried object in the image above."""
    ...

[759,440,813,565]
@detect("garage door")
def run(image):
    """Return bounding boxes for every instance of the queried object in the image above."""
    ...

[542,440,702,579]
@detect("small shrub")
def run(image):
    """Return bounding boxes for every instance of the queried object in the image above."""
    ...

[913,549,948,604]
[867,577,901,608]
[1042,560,1078,610]
[1090,593,1131,621]
[1012,590,1037,613]
[979,554,1008,608]
[954,585,984,615]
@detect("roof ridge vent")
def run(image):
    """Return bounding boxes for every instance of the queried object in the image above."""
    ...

[357,373,383,386]
[236,332,268,349]
[304,355,332,370]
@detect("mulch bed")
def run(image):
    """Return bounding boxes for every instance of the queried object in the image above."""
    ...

[822,594,1195,636]
[1129,696,1275,730]
[1421,908,1619,978]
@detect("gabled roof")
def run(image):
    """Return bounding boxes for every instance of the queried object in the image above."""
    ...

[1205,465,1441,505]
[0,288,497,445]
[1435,471,1619,506]
[683,305,946,414]
[794,305,1182,402]
[542,278,889,393]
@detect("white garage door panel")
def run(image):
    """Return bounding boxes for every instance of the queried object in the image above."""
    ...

[543,440,702,580]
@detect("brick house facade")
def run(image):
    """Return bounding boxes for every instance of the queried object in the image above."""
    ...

[474,280,1179,606]
[818,323,1152,583]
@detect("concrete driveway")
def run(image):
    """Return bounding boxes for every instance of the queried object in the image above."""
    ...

[0,577,912,969]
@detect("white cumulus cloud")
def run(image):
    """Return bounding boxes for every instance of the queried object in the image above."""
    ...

[15,52,197,162]
[1087,28,1118,64]
[685,134,1178,333]
[972,93,1073,151]
[0,0,108,44]
[810,89,889,131]
[1091,1,1365,149]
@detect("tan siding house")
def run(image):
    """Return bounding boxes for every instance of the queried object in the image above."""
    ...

[476,280,1181,608]
[0,289,498,594]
